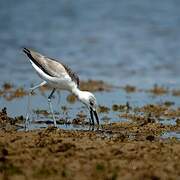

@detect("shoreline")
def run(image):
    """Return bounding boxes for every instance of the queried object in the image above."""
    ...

[0,127,180,180]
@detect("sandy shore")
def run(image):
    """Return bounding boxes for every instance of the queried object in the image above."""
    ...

[0,110,180,180]
[0,127,180,180]
[0,81,180,180]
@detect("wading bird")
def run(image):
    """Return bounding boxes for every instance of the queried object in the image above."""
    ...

[23,48,99,127]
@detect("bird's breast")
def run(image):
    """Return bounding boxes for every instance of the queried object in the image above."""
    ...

[47,78,77,91]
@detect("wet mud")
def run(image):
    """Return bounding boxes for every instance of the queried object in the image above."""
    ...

[0,107,180,180]
[121,84,180,96]
[0,83,27,101]
[0,81,180,179]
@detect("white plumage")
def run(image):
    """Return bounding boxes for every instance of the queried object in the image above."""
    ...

[23,48,99,127]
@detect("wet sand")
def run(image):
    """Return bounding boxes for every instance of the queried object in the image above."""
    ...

[0,112,180,179]
[0,81,180,180]
[0,126,180,180]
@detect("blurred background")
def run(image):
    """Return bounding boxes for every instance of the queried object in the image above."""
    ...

[0,0,180,88]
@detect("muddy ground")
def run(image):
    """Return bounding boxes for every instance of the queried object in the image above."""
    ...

[0,81,180,180]
[0,111,180,180]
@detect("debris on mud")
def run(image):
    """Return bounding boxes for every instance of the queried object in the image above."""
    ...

[80,80,112,91]
[0,127,179,180]
[33,109,50,116]
[0,83,27,101]
[112,102,131,112]
[172,89,180,96]
[0,107,24,131]
[122,85,137,93]
[72,111,87,125]
[66,94,77,104]
[147,84,168,95]
[98,105,110,113]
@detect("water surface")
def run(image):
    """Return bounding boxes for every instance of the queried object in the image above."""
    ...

[0,0,180,88]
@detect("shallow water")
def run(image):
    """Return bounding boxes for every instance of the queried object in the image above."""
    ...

[1,87,179,122]
[0,0,180,88]
[161,131,180,140]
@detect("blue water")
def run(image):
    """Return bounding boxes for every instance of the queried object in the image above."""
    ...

[0,0,180,88]
[161,131,180,140]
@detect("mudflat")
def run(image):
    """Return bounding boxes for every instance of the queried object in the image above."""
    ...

[0,81,180,180]
[0,112,180,180]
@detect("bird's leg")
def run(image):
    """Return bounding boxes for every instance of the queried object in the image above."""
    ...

[25,81,47,130]
[88,125,94,131]
[48,88,56,127]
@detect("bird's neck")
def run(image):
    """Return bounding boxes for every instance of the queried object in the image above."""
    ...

[71,87,83,99]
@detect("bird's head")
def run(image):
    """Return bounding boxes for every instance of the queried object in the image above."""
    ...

[78,91,99,125]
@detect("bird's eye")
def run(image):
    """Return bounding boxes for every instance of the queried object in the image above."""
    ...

[89,100,94,106]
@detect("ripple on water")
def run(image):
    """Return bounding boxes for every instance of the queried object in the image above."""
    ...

[161,131,180,140]
[158,118,177,126]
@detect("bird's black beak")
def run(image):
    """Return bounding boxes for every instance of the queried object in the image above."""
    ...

[93,110,99,125]
[90,108,99,126]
